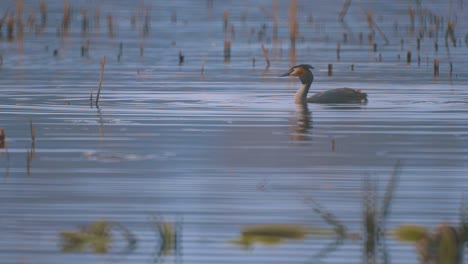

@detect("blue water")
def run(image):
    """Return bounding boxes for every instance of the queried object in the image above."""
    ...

[1,0,468,263]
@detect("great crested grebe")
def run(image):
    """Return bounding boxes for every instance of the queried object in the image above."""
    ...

[279,64,368,104]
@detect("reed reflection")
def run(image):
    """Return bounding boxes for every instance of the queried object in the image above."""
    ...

[289,104,312,141]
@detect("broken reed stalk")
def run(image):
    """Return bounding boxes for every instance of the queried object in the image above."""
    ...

[328,64,333,76]
[261,44,270,68]
[338,0,351,22]
[406,50,411,64]
[96,55,107,107]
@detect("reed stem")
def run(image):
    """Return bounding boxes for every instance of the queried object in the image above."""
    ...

[261,44,270,68]
[96,56,107,107]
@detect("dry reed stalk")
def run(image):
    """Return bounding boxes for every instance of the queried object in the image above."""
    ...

[273,0,278,41]
[6,16,14,40]
[0,128,5,148]
[40,0,47,27]
[201,57,205,79]
[178,49,184,65]
[288,0,298,47]
[433,59,439,77]
[90,90,93,108]
[261,44,270,68]
[81,9,89,35]
[94,6,100,28]
[81,39,90,57]
[406,50,411,64]
[139,43,144,57]
[143,10,150,37]
[408,7,415,34]
[15,0,24,40]
[117,42,123,62]
[289,46,296,67]
[29,119,36,145]
[338,0,351,22]
[445,22,456,47]
[230,24,235,40]
[336,42,341,61]
[272,0,279,58]
[223,10,229,35]
[224,39,231,63]
[107,13,114,37]
[62,0,71,34]
[131,13,136,30]
[27,119,36,176]
[328,64,333,76]
[26,149,33,175]
[96,56,107,107]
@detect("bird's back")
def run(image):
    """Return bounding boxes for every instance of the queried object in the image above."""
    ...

[308,88,368,104]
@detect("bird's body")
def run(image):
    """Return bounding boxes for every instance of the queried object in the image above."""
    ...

[279,64,368,104]
[308,87,367,104]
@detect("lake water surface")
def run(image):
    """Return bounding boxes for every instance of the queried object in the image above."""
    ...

[1,1,468,263]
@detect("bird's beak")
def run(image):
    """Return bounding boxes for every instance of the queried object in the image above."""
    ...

[278,71,291,77]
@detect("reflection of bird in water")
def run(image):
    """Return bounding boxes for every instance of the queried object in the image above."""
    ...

[279,64,368,104]
[289,104,312,141]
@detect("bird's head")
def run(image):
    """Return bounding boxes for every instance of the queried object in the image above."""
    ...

[278,64,314,77]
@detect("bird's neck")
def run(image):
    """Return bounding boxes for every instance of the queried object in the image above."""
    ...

[294,72,313,104]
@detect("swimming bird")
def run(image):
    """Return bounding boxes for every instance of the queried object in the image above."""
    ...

[279,64,368,104]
